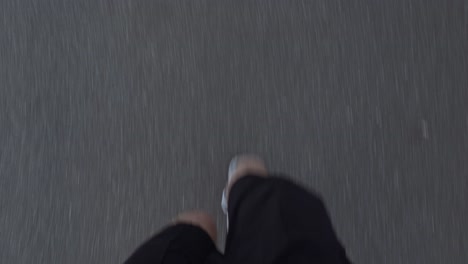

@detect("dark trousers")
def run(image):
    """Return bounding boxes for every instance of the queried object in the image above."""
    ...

[125,175,351,264]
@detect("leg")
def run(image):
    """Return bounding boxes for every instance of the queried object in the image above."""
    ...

[223,155,351,264]
[125,211,223,264]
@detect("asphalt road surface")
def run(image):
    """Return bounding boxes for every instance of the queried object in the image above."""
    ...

[1,1,467,263]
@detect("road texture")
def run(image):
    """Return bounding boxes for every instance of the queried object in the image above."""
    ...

[1,1,467,263]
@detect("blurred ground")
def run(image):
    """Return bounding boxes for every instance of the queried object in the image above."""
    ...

[1,1,467,263]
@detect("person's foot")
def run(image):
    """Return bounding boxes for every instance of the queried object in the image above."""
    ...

[173,210,217,243]
[221,154,268,216]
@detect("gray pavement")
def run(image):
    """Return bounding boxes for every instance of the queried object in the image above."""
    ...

[1,1,467,263]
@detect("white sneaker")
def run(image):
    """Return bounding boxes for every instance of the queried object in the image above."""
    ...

[221,154,268,229]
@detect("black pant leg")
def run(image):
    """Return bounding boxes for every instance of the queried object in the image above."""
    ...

[225,175,351,264]
[125,224,223,264]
